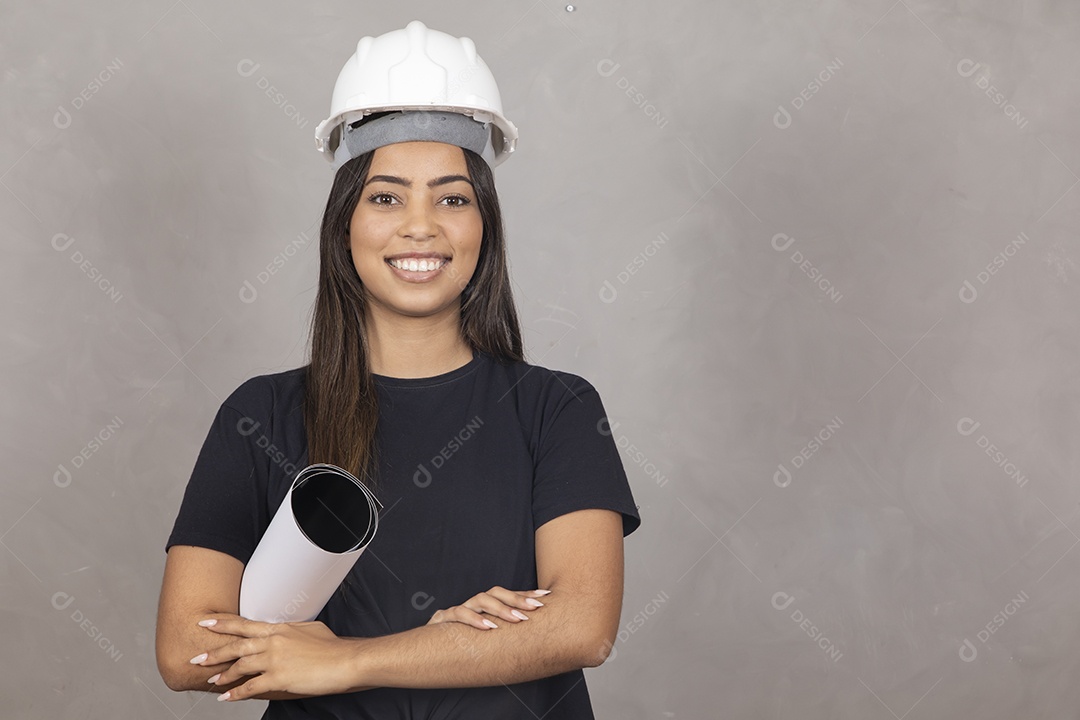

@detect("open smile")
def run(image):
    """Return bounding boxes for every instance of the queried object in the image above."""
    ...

[384,254,450,283]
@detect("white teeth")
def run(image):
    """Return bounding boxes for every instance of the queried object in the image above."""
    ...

[389,257,445,272]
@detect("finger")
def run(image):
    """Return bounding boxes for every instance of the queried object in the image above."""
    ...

[428,606,497,629]
[466,587,544,617]
[510,589,551,606]
[425,608,456,626]
[196,637,264,667]
[511,588,552,595]
[461,594,517,621]
[426,606,498,630]
[461,594,531,623]
[198,616,279,639]
[480,586,544,610]
[212,654,266,687]
[218,674,266,702]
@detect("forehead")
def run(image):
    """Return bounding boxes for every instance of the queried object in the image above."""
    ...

[368,141,469,176]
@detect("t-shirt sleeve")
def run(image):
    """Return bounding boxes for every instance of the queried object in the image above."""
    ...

[531,375,642,537]
[165,394,268,565]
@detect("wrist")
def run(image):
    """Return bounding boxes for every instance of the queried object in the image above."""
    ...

[345,636,378,692]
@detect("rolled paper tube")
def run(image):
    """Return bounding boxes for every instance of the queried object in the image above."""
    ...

[239,463,382,623]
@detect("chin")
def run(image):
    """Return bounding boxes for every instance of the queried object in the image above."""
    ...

[383,295,461,318]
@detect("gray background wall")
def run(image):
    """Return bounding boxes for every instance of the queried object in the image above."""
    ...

[3,0,1079,717]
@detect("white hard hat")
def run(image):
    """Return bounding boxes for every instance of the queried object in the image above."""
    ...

[314,20,518,168]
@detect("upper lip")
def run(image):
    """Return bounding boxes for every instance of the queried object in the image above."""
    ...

[385,252,450,260]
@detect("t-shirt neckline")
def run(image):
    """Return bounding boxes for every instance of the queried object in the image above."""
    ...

[372,349,486,388]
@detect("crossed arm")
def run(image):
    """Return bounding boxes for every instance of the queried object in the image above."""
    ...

[155,508,625,700]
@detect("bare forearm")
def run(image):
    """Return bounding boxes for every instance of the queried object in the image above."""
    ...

[351,595,610,689]
[159,612,246,692]
[192,676,309,700]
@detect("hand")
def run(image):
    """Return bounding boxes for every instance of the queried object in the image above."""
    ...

[425,586,551,630]
[191,617,366,701]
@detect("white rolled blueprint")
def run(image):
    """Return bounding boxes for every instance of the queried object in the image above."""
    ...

[239,463,382,623]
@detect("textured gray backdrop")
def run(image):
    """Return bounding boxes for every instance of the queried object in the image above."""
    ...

[4,0,1080,717]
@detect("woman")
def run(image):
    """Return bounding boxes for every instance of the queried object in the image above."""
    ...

[155,21,641,719]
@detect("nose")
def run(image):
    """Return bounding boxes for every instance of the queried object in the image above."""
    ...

[399,199,438,241]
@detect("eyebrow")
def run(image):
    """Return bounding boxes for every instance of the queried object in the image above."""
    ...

[364,174,474,189]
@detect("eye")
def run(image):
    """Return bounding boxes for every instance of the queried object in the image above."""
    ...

[367,192,398,206]
[442,195,471,208]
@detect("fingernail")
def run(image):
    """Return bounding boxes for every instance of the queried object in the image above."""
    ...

[525,598,544,607]
[198,619,217,627]
[217,691,231,702]
[189,653,208,664]
[207,674,220,684]
[533,589,552,595]
[511,610,529,620]
[482,619,498,629]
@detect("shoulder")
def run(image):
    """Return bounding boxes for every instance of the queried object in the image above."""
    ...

[481,353,608,425]
[486,353,597,399]
[220,366,306,420]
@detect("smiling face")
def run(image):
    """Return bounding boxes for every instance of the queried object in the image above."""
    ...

[349,141,483,320]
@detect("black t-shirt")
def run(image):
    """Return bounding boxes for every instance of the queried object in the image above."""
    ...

[165,349,641,719]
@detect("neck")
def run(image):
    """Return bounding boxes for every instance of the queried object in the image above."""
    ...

[364,301,474,378]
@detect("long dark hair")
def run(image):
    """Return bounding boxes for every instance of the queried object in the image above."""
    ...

[303,140,523,494]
